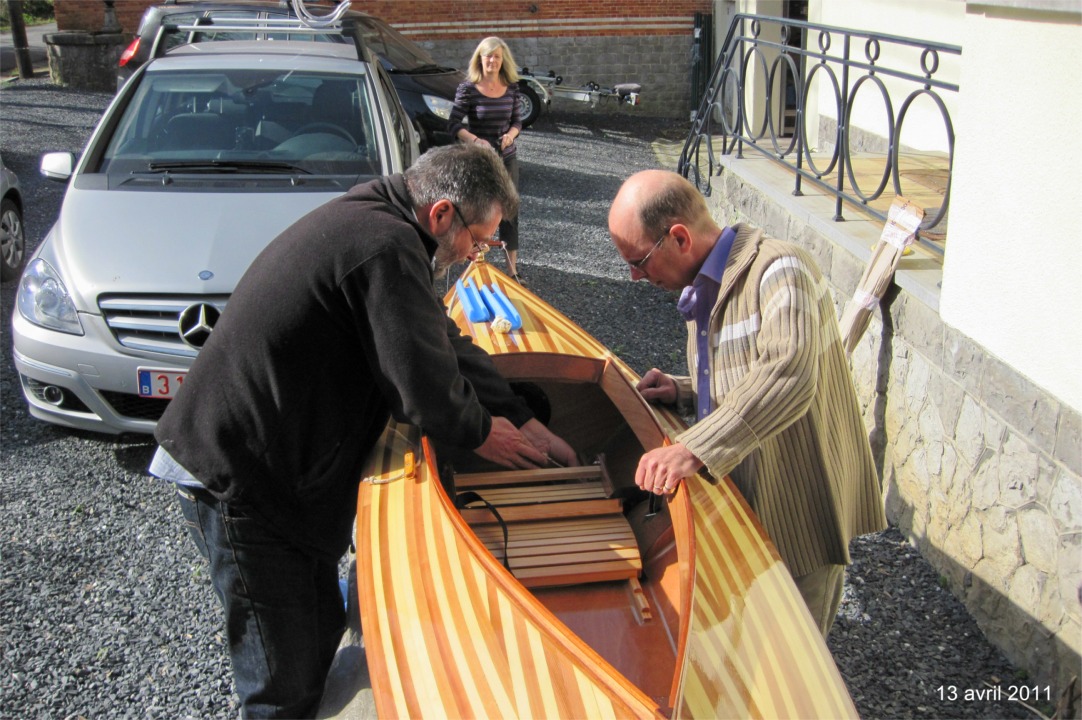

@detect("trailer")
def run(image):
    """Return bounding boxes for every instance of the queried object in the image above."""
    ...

[516,68,642,128]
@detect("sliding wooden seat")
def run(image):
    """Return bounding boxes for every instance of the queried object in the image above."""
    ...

[454,459,642,588]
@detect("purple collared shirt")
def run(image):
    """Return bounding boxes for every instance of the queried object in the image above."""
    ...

[676,226,736,421]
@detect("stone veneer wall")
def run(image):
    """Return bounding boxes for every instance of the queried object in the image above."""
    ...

[419,35,693,121]
[704,162,1082,704]
[43,31,126,92]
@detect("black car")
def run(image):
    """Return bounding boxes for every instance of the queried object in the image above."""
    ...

[117,0,464,149]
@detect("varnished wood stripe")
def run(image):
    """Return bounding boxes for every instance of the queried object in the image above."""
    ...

[721,481,859,717]
[357,486,408,718]
[391,471,444,717]
[421,471,512,718]
[713,486,853,717]
[706,492,818,719]
[407,473,475,716]
[439,444,528,717]
[680,478,769,717]
[413,459,513,718]
[695,493,782,717]
[675,475,857,719]
[382,481,425,717]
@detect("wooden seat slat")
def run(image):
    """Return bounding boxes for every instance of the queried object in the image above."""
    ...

[473,526,631,547]
[460,498,622,525]
[467,485,607,505]
[457,455,640,588]
[473,516,630,537]
[511,560,643,589]
[456,465,603,488]
[480,543,643,567]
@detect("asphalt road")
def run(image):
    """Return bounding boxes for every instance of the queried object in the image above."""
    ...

[0,22,54,76]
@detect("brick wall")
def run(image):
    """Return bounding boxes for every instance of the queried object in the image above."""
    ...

[351,0,709,38]
[54,0,712,118]
[55,0,148,36]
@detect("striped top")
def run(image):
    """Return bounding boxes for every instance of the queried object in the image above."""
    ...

[449,82,522,159]
[674,224,886,576]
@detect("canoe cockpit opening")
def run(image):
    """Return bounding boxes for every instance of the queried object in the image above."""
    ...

[426,352,685,698]
[435,354,673,557]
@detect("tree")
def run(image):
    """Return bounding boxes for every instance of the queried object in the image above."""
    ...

[5,0,35,79]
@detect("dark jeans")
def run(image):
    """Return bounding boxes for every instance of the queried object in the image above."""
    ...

[499,154,520,250]
[177,485,346,719]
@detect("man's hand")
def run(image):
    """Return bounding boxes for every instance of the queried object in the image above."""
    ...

[474,417,549,469]
[518,418,577,467]
[635,442,703,495]
[637,368,677,405]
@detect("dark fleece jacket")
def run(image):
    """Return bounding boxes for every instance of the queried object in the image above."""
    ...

[155,175,531,559]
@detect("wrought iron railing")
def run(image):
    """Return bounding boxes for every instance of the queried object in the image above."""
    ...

[678,14,960,255]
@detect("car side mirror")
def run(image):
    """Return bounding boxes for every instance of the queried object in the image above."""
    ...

[40,152,76,182]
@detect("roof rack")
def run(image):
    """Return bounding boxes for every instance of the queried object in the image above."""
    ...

[148,16,367,63]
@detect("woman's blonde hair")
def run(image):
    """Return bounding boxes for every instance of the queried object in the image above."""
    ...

[467,36,520,86]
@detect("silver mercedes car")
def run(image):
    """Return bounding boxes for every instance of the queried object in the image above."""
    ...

[12,20,419,434]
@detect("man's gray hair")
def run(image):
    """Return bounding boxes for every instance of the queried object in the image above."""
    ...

[405,144,519,227]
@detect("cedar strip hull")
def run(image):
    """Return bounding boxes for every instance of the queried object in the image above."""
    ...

[355,261,856,718]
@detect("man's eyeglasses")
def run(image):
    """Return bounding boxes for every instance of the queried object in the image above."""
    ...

[627,227,671,272]
[452,204,493,255]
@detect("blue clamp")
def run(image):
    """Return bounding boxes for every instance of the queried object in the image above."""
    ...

[457,278,492,322]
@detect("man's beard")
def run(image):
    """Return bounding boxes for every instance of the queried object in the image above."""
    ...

[430,227,461,279]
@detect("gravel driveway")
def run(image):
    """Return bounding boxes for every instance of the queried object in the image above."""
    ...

[0,78,1032,719]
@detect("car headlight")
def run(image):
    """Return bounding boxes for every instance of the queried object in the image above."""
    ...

[17,258,84,335]
[423,94,454,120]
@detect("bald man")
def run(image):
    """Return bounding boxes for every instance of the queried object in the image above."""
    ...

[609,169,886,636]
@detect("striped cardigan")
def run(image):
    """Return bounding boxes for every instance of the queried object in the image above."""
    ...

[674,223,886,576]
[448,82,522,160]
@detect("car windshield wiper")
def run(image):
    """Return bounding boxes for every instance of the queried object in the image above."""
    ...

[144,160,311,174]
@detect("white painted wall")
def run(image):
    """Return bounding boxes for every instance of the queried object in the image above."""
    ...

[811,0,962,153]
[940,8,1082,412]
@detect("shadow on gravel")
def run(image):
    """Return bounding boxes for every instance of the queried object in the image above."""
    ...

[114,440,157,473]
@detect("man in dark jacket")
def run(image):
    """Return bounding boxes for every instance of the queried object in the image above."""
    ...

[151,143,575,718]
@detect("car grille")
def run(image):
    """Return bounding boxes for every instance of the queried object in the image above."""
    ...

[99,296,228,358]
[100,391,170,421]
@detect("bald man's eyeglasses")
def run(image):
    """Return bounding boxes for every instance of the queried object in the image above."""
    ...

[627,227,671,271]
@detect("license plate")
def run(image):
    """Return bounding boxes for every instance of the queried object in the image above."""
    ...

[137,368,186,399]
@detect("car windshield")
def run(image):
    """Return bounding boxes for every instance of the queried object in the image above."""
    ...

[98,67,380,177]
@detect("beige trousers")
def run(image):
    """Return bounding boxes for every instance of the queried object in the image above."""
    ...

[791,563,846,638]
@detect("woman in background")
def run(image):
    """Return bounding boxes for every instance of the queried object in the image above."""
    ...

[449,37,524,282]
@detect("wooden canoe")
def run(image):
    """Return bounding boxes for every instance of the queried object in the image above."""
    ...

[354,259,857,719]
